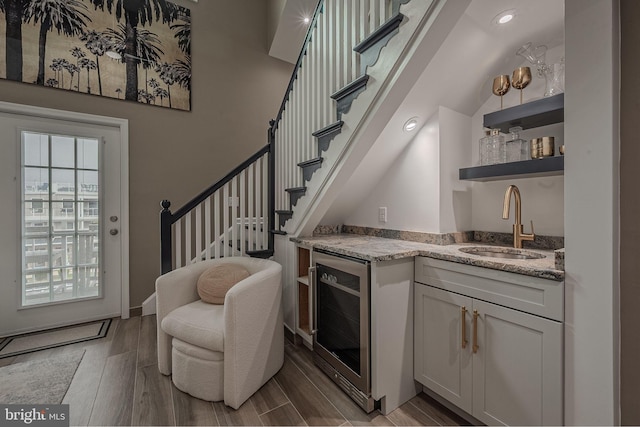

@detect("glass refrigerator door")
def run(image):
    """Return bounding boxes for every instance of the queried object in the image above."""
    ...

[316,262,361,375]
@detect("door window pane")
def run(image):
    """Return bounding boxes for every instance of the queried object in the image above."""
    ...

[52,169,75,195]
[51,202,75,228]
[78,138,99,170]
[51,135,75,168]
[24,167,49,199]
[78,170,99,195]
[23,133,49,167]
[24,238,50,269]
[21,132,101,306]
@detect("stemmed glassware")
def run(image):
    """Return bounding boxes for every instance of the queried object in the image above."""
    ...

[516,42,564,97]
[511,66,532,104]
[516,42,547,74]
[492,75,511,110]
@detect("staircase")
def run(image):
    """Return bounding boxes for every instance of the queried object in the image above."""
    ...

[158,0,451,274]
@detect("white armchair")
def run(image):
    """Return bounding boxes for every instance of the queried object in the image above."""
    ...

[156,257,283,409]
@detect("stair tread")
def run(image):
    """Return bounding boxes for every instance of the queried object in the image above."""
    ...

[312,121,344,138]
[276,210,293,215]
[285,186,307,193]
[331,75,370,101]
[298,157,323,167]
[246,249,274,259]
[271,229,287,235]
[353,13,404,53]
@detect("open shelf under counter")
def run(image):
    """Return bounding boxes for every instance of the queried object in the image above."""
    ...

[459,156,564,181]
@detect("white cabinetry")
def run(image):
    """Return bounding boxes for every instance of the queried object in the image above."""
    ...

[414,257,563,426]
[414,285,472,411]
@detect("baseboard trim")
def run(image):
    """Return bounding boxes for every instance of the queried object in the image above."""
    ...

[284,325,295,344]
[129,306,142,317]
[421,386,481,425]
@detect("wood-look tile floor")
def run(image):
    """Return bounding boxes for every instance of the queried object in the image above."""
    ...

[2,316,470,426]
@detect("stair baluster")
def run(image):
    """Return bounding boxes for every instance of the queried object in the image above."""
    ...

[160,0,415,274]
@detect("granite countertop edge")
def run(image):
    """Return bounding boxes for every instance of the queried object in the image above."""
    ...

[292,234,564,282]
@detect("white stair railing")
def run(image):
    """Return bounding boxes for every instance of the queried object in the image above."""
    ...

[160,146,271,272]
[274,0,396,217]
[159,0,404,275]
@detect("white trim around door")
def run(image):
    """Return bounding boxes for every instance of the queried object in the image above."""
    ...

[0,101,130,324]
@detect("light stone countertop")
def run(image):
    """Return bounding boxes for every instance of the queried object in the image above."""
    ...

[291,234,564,282]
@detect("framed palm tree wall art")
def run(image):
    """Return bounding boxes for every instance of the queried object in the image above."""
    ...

[0,0,191,111]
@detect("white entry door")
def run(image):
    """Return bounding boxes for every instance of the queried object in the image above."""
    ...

[0,105,128,336]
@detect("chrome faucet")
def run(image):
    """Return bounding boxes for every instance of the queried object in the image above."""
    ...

[502,185,535,248]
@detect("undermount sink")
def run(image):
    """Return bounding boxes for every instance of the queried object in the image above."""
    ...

[459,246,545,260]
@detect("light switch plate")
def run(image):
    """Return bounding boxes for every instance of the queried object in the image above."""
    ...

[378,207,387,223]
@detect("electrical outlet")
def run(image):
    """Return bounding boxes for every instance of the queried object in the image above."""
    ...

[378,207,387,223]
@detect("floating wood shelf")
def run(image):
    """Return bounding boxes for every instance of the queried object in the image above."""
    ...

[483,93,564,133]
[459,156,564,181]
[462,93,565,181]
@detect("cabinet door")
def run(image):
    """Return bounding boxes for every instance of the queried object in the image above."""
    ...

[472,300,563,426]
[415,284,473,413]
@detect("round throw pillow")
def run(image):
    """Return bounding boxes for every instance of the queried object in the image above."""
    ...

[197,264,251,304]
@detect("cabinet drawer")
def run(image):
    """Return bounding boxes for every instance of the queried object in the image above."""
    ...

[415,257,563,321]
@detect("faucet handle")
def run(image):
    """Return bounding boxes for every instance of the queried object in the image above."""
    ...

[529,220,535,235]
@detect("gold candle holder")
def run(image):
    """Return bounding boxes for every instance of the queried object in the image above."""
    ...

[530,138,541,159]
[540,136,555,157]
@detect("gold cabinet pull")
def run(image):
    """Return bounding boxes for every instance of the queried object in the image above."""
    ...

[472,309,479,353]
[461,306,468,349]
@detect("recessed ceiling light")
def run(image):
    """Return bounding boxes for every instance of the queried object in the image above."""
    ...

[493,9,517,25]
[303,17,310,24]
[403,117,419,132]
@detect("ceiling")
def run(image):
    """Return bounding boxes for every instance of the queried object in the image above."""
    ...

[268,0,565,226]
[268,0,319,64]
[398,0,564,118]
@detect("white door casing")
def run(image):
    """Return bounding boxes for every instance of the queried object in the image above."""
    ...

[0,102,129,336]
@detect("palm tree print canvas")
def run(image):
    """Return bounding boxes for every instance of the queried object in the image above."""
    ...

[0,0,191,111]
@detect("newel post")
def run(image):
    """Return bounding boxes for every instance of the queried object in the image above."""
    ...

[160,200,173,274]
[268,120,276,249]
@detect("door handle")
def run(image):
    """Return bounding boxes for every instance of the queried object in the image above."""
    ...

[461,306,467,349]
[472,309,479,353]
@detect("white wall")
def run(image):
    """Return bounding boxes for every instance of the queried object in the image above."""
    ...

[439,107,472,232]
[343,45,567,238]
[343,107,472,233]
[564,0,619,424]
[470,45,565,237]
[344,111,440,231]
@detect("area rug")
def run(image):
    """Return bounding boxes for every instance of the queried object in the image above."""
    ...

[0,319,111,359]
[0,350,84,404]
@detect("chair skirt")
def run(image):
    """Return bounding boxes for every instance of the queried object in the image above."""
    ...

[171,337,224,401]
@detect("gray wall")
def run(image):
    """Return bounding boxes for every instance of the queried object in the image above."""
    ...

[620,0,639,424]
[0,0,293,308]
[267,0,287,48]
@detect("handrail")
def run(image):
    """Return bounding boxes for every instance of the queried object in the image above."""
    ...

[160,143,271,273]
[160,0,400,273]
[162,143,270,223]
[159,0,323,272]
[272,0,325,128]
